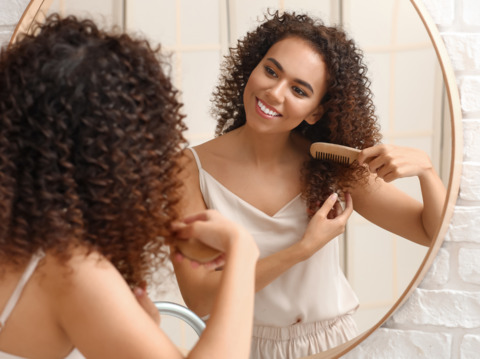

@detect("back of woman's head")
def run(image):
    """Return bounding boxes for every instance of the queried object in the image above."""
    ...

[0,14,186,285]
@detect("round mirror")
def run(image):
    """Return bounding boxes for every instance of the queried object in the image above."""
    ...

[10,0,462,357]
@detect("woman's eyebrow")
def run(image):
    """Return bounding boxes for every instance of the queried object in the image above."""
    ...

[267,57,314,94]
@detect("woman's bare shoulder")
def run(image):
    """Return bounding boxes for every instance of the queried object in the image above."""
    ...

[194,135,229,153]
[33,248,175,358]
[37,248,121,296]
[194,131,243,166]
[178,135,227,169]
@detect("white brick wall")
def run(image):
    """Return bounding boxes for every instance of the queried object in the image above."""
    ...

[348,329,452,359]
[460,335,480,359]
[442,34,480,71]
[459,78,480,113]
[458,248,480,283]
[389,289,480,328]
[462,0,480,27]
[422,247,450,287]
[0,0,29,45]
[420,0,455,27]
[0,0,479,358]
[462,120,480,161]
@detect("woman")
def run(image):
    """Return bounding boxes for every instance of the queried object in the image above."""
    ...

[0,14,258,359]
[172,11,446,359]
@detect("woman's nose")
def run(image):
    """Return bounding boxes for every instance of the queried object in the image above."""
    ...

[265,81,286,105]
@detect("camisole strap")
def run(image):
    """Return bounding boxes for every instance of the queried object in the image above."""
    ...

[188,147,203,170]
[0,251,45,332]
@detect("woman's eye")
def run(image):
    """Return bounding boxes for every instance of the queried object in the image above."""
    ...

[264,66,277,77]
[293,86,307,97]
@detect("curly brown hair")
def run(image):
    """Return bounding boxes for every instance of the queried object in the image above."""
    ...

[0,14,187,286]
[212,11,382,213]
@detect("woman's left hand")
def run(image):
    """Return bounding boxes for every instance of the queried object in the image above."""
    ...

[357,144,434,182]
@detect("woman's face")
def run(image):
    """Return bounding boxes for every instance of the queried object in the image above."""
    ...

[243,36,328,135]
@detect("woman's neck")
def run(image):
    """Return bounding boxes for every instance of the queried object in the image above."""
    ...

[231,127,306,167]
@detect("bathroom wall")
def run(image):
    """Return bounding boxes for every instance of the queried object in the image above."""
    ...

[0,0,479,358]
[0,0,27,44]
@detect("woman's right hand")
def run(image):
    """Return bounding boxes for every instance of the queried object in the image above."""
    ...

[299,192,353,259]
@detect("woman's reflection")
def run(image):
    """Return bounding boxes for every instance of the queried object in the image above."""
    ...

[171,11,446,359]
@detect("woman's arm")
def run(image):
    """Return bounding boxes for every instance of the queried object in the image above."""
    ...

[50,211,258,359]
[172,210,258,357]
[50,252,179,359]
[253,192,353,291]
[171,150,223,316]
[353,144,447,246]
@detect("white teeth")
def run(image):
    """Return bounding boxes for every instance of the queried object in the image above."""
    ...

[258,100,280,117]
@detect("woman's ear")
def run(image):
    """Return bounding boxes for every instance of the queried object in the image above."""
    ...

[305,105,325,125]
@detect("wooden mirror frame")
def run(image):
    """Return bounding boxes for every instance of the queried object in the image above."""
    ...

[9,0,462,357]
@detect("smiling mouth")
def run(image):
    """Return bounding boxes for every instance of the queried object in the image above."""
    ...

[257,99,281,117]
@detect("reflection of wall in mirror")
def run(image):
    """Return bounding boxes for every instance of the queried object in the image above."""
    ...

[47,0,122,26]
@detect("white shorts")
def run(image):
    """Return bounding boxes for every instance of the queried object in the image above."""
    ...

[250,313,358,359]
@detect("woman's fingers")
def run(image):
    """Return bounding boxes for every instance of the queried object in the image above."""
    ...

[338,192,353,219]
[317,192,353,221]
[359,144,433,182]
[134,287,161,326]
[182,211,211,224]
[317,193,339,218]
[357,145,382,166]
[302,192,354,256]
[172,209,236,256]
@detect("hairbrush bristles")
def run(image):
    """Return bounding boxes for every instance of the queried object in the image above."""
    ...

[314,152,352,164]
[310,142,361,165]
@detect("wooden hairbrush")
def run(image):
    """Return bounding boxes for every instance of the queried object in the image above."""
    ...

[174,239,222,263]
[310,142,361,165]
